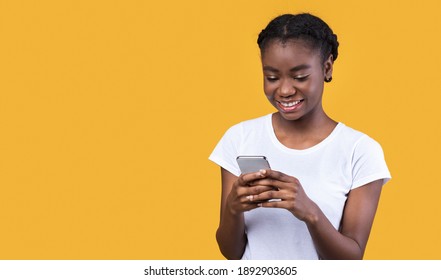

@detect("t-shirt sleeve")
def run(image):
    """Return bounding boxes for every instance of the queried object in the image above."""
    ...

[351,136,391,190]
[208,123,242,177]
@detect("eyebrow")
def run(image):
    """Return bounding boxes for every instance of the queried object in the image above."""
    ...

[263,64,311,73]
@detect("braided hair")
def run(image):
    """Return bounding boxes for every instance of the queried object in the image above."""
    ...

[257,13,339,64]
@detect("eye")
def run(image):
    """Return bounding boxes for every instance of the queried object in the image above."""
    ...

[294,74,310,82]
[265,76,279,82]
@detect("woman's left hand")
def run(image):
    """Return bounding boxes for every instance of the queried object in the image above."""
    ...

[248,169,319,222]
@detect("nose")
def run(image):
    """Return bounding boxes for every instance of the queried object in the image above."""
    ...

[279,78,296,97]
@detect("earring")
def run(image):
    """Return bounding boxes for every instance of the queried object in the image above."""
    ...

[325,77,332,83]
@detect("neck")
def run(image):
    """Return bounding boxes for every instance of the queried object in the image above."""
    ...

[275,108,334,133]
[271,111,337,150]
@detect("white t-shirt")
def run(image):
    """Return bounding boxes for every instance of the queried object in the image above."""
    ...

[209,114,391,260]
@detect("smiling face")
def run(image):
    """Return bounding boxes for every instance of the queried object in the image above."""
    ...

[261,39,333,123]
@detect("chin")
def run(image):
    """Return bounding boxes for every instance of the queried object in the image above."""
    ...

[277,111,303,122]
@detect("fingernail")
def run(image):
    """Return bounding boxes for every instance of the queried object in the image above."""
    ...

[257,203,262,207]
[259,169,266,175]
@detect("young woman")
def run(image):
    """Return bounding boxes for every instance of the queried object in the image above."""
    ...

[209,13,391,260]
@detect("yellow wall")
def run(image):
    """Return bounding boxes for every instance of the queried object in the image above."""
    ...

[0,0,440,259]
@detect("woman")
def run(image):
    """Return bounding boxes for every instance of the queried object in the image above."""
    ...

[209,13,391,260]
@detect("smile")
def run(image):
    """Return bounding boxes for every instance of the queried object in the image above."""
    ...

[277,100,304,112]
[280,100,302,107]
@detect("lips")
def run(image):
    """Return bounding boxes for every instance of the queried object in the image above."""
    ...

[277,100,304,112]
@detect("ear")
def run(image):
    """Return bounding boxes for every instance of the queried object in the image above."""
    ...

[323,54,334,82]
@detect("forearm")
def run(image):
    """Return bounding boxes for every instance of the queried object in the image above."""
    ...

[305,205,363,259]
[216,210,247,260]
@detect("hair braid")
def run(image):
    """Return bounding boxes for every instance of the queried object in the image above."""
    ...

[258,13,339,63]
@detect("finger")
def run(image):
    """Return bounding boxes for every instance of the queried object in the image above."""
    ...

[249,179,296,193]
[241,191,272,204]
[239,202,261,212]
[237,174,249,186]
[251,189,281,202]
[258,200,287,208]
[241,195,256,203]
[234,184,272,199]
[246,204,261,211]
[240,169,269,184]
[249,178,284,189]
[247,184,275,195]
[262,169,297,183]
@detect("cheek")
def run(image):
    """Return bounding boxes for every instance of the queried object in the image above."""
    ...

[309,80,324,97]
[265,94,274,103]
[263,86,275,101]
[300,78,323,97]
[263,81,276,98]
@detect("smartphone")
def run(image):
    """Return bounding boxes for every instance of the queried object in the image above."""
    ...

[236,156,271,174]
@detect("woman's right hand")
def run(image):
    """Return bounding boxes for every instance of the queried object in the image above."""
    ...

[226,169,274,216]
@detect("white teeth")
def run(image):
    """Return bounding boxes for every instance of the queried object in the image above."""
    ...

[280,100,301,107]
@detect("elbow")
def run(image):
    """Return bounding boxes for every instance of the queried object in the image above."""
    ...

[321,252,363,260]
[319,241,365,260]
[216,229,244,260]
[335,236,365,260]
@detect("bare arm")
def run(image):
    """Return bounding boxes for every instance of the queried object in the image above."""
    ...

[216,168,246,259]
[216,168,273,259]
[307,180,383,259]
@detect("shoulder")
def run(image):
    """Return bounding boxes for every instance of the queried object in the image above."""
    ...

[338,124,391,188]
[337,123,368,142]
[209,114,272,176]
[211,114,272,151]
[336,123,382,152]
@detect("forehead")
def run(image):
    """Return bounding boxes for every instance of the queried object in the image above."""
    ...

[261,39,321,67]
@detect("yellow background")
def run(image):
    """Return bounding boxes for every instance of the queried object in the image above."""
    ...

[1,0,440,259]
